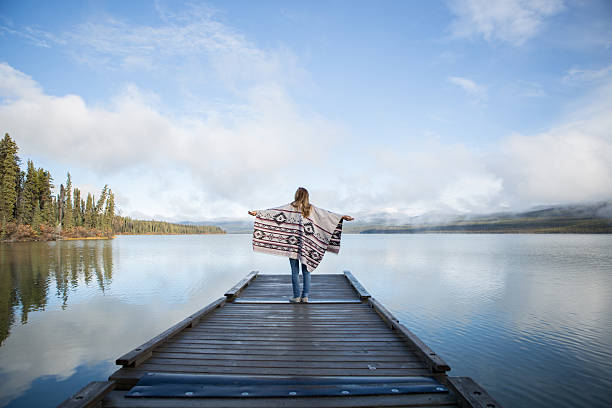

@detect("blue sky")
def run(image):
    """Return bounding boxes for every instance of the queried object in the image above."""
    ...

[1,0,611,221]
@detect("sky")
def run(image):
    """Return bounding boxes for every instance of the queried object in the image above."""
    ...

[1,0,611,221]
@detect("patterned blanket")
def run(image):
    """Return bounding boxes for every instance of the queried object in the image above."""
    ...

[253,203,344,272]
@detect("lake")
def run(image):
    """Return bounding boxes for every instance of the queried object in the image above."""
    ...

[0,234,611,407]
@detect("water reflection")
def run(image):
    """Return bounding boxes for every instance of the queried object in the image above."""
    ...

[0,234,611,408]
[0,240,113,346]
[0,235,252,407]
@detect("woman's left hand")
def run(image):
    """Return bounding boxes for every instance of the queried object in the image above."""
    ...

[342,215,354,221]
[248,211,257,216]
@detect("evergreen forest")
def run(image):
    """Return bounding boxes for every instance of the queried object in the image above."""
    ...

[0,134,224,241]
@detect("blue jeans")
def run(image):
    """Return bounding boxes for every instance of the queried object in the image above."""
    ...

[290,258,310,298]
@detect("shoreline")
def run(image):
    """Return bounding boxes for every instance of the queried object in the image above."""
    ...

[0,231,226,243]
[115,232,226,236]
[61,236,115,241]
[3,229,609,243]
[0,235,113,243]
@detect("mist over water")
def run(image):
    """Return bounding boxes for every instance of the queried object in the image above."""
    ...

[1,234,611,408]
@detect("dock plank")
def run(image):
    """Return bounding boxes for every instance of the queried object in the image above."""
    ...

[85,272,500,407]
[156,346,419,356]
[143,357,426,369]
[236,273,359,301]
[152,351,422,362]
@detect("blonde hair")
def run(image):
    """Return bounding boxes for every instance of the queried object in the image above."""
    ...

[291,187,311,218]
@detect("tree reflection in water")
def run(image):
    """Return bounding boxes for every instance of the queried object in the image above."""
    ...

[0,239,113,346]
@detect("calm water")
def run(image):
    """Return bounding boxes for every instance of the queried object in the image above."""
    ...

[0,234,611,407]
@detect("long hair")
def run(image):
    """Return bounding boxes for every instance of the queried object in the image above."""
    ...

[291,187,311,218]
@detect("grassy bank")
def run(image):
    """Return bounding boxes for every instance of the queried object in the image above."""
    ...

[0,222,114,242]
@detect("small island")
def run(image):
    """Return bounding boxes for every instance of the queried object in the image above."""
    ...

[0,134,224,242]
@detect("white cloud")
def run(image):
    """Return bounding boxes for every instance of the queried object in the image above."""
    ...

[516,80,547,98]
[503,128,612,204]
[448,0,565,45]
[0,62,342,218]
[2,59,612,220]
[564,64,612,83]
[448,76,487,101]
[500,84,612,205]
[1,0,611,220]
[440,174,503,212]
[0,62,43,100]
[366,140,507,216]
[361,79,612,216]
[61,4,307,94]
[0,2,332,219]
[0,23,64,48]
[2,2,309,112]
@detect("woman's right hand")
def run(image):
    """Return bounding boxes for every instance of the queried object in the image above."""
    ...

[248,211,257,216]
[342,215,354,221]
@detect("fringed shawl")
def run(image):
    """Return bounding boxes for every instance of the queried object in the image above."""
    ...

[252,203,344,272]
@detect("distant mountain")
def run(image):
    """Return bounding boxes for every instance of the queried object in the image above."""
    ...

[180,219,252,234]
[177,202,612,234]
[514,202,612,219]
[357,202,612,234]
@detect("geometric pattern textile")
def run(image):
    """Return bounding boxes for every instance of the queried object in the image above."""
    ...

[252,203,344,272]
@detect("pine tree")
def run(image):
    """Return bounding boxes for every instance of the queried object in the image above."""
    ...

[84,193,94,228]
[94,185,108,229]
[21,160,37,225]
[15,170,25,222]
[103,190,115,233]
[63,173,73,229]
[58,184,65,231]
[32,199,42,228]
[80,198,85,225]
[108,190,115,229]
[0,134,20,222]
[43,198,54,225]
[38,169,53,225]
[73,188,82,226]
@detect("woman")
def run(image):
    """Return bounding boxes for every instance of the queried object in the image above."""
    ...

[249,187,353,303]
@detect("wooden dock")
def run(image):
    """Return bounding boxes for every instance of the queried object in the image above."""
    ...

[60,271,502,408]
